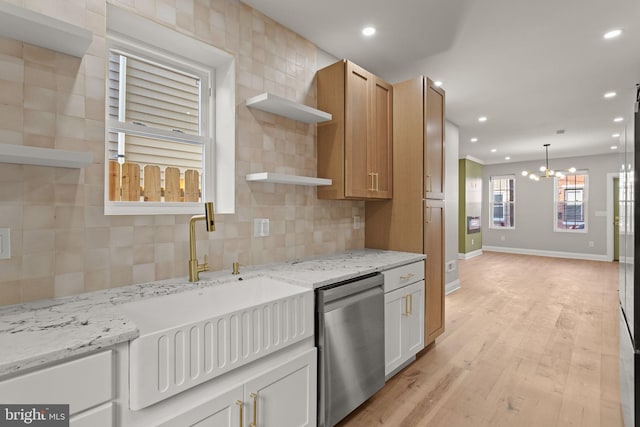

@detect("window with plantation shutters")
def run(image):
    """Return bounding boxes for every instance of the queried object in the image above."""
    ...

[106,41,212,212]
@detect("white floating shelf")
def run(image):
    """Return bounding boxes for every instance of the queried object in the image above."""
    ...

[246,93,332,123]
[0,144,92,168]
[246,173,332,186]
[0,0,92,58]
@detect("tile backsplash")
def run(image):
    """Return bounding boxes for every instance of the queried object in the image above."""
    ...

[0,0,364,306]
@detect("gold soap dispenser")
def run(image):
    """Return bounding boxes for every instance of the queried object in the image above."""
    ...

[188,202,215,282]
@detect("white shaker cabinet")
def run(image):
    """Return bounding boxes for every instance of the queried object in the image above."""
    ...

[244,347,317,427]
[157,386,243,427]
[155,347,317,427]
[383,261,425,378]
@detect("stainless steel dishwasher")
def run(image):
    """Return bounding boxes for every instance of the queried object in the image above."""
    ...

[316,273,385,427]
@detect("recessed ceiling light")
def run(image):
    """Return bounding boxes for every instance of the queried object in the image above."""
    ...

[604,91,617,98]
[434,81,443,87]
[505,156,511,160]
[362,26,376,36]
[491,148,497,153]
[603,29,623,40]
[614,117,624,122]
[478,116,488,122]
[470,137,478,142]
[613,133,621,138]
[611,145,618,150]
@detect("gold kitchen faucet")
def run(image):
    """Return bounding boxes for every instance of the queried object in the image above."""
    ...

[188,202,215,282]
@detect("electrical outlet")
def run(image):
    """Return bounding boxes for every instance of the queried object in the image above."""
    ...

[0,228,10,260]
[589,241,595,248]
[353,215,361,230]
[253,219,270,237]
[446,260,456,272]
[500,235,506,241]
[471,238,475,245]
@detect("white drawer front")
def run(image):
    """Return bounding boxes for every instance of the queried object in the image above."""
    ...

[383,261,425,293]
[0,351,112,416]
[70,403,113,427]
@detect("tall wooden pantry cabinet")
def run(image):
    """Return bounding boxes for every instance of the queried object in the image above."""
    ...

[365,76,446,346]
[316,60,393,200]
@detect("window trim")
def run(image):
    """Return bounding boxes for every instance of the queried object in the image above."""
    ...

[553,172,589,233]
[104,4,235,215]
[489,174,516,230]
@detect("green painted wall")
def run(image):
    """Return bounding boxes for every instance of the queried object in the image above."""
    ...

[458,159,483,254]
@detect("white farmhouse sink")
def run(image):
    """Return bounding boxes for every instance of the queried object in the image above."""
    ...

[119,276,309,334]
[119,276,314,410]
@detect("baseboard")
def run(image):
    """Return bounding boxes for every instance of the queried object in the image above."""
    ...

[445,279,460,295]
[458,249,483,260]
[482,245,610,262]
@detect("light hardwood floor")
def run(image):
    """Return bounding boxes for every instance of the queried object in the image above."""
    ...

[338,252,623,427]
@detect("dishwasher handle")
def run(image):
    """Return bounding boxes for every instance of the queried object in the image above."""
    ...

[323,286,382,313]
[317,273,383,305]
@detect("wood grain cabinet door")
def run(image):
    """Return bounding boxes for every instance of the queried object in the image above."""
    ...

[425,79,445,200]
[345,61,372,198]
[371,77,393,199]
[424,199,445,344]
[317,60,393,200]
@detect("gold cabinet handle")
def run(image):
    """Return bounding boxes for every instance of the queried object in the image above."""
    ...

[408,294,413,315]
[425,206,433,224]
[400,273,414,280]
[236,400,244,427]
[250,392,258,427]
[375,172,379,192]
[368,172,375,191]
[426,175,432,193]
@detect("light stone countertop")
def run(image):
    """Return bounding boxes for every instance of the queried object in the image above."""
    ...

[0,249,425,378]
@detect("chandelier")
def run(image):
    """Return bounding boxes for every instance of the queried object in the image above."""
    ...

[521,144,576,181]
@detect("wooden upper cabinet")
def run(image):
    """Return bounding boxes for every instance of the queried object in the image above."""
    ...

[425,79,445,200]
[372,77,393,198]
[317,60,392,200]
[345,62,371,198]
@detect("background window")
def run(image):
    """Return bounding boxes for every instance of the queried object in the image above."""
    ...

[489,175,515,229]
[554,173,588,232]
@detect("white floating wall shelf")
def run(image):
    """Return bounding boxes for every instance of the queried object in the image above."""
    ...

[246,173,332,186]
[0,144,93,168]
[245,93,332,123]
[0,0,92,58]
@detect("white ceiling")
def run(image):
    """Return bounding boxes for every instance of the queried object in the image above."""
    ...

[241,0,640,164]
